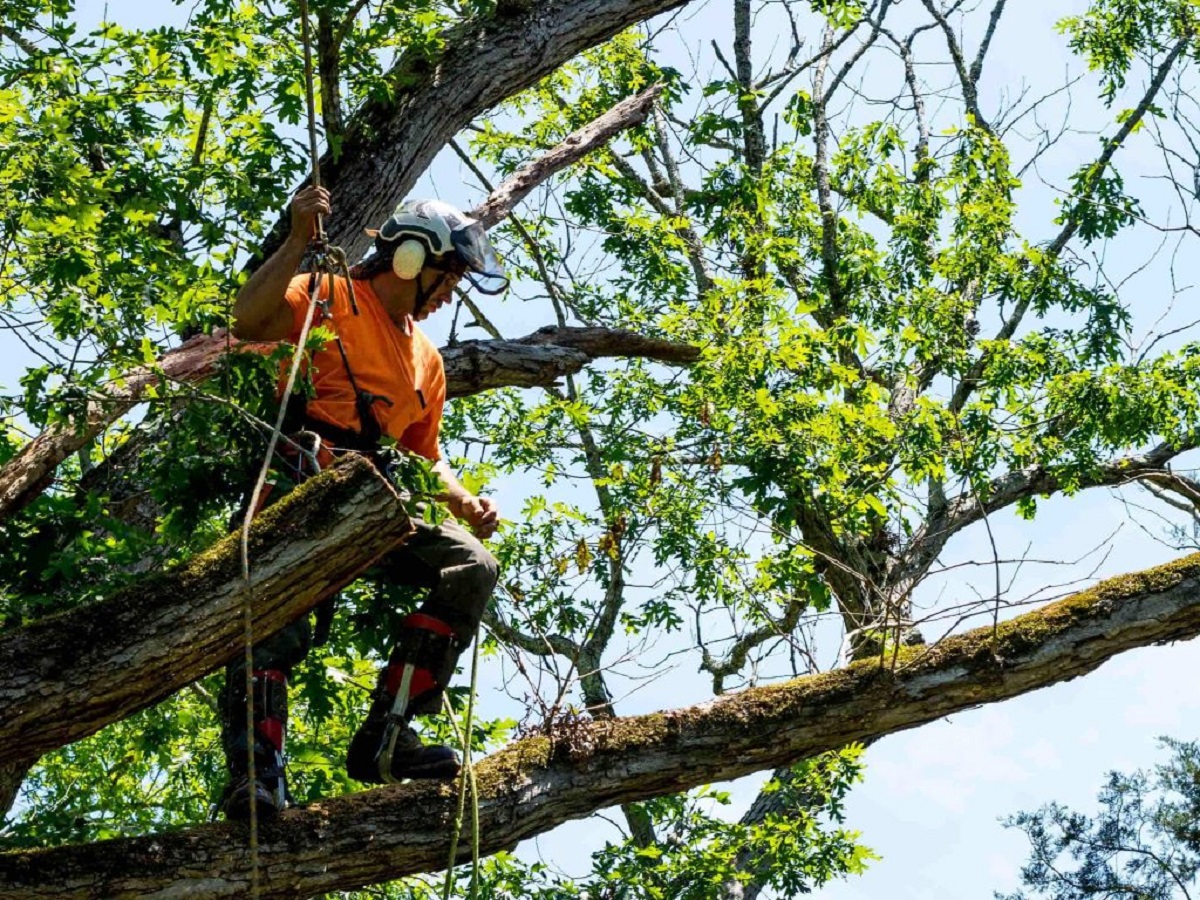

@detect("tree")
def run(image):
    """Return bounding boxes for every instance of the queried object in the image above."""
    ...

[3,0,1200,897]
[1000,738,1200,900]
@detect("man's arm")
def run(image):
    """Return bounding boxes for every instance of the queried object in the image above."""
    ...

[232,186,331,341]
[432,458,500,540]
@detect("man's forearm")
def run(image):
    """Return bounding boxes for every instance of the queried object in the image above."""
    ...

[231,236,308,340]
[432,459,471,512]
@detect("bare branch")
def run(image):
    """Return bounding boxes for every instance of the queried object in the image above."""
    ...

[470,84,665,230]
[911,439,1199,574]
[969,0,1007,86]
[700,596,807,693]
[919,0,990,131]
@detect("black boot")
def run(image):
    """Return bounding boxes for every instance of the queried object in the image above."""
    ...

[221,669,289,821]
[347,613,461,784]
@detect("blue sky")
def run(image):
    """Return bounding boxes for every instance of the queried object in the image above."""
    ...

[20,1,1200,897]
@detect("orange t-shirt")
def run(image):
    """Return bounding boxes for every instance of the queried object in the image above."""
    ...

[282,274,445,460]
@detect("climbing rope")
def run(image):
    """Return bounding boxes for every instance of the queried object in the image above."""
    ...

[236,0,345,893]
[443,627,483,900]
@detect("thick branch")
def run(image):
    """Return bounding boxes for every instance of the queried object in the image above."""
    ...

[7,552,1200,897]
[733,0,765,175]
[0,456,412,768]
[0,760,31,823]
[262,0,692,264]
[443,325,698,394]
[514,325,699,363]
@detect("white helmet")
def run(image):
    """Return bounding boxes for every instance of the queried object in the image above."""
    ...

[366,199,508,295]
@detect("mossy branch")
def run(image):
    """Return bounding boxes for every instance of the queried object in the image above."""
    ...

[5,552,1200,899]
[0,456,412,768]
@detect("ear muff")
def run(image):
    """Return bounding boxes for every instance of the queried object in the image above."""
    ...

[392,240,426,279]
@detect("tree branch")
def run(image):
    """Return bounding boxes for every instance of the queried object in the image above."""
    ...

[969,0,1007,86]
[919,0,990,132]
[260,0,694,265]
[0,456,412,768]
[0,332,231,522]
[906,439,1197,582]
[316,9,345,147]
[700,595,808,694]
[8,550,1200,897]
[733,0,765,175]
[0,23,43,59]
[470,83,664,229]
[950,34,1192,415]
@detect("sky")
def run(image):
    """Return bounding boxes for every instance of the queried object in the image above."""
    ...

[15,1,1200,897]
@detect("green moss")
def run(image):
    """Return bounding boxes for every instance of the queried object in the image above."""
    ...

[308,551,1200,811]
[473,736,553,797]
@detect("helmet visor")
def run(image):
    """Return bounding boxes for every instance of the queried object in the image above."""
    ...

[451,221,509,295]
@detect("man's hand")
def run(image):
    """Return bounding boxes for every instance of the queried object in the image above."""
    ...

[290,185,331,243]
[432,459,500,539]
[455,495,500,539]
[231,185,331,341]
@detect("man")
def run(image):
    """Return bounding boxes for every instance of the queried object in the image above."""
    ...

[221,185,506,821]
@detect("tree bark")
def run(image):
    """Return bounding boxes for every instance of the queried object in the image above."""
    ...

[4,551,1200,898]
[0,333,230,523]
[0,456,411,768]
[268,0,692,265]
[0,760,31,822]
[443,326,699,393]
[0,325,696,524]
[471,84,664,229]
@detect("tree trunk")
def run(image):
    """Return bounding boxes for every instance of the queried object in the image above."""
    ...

[0,457,411,766]
[4,551,1200,898]
[0,760,31,822]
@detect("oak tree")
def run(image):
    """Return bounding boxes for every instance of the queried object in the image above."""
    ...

[3,0,1200,897]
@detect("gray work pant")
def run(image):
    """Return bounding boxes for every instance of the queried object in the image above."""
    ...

[220,515,498,764]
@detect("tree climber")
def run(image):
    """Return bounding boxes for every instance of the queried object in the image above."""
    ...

[219,185,508,821]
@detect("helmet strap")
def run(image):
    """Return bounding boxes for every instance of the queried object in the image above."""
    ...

[411,270,448,319]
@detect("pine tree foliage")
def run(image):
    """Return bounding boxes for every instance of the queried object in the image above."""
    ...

[1002,739,1200,900]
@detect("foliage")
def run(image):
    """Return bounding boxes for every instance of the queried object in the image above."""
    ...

[3,0,1200,895]
[999,738,1200,900]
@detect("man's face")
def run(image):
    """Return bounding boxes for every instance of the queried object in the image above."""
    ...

[413,268,462,321]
